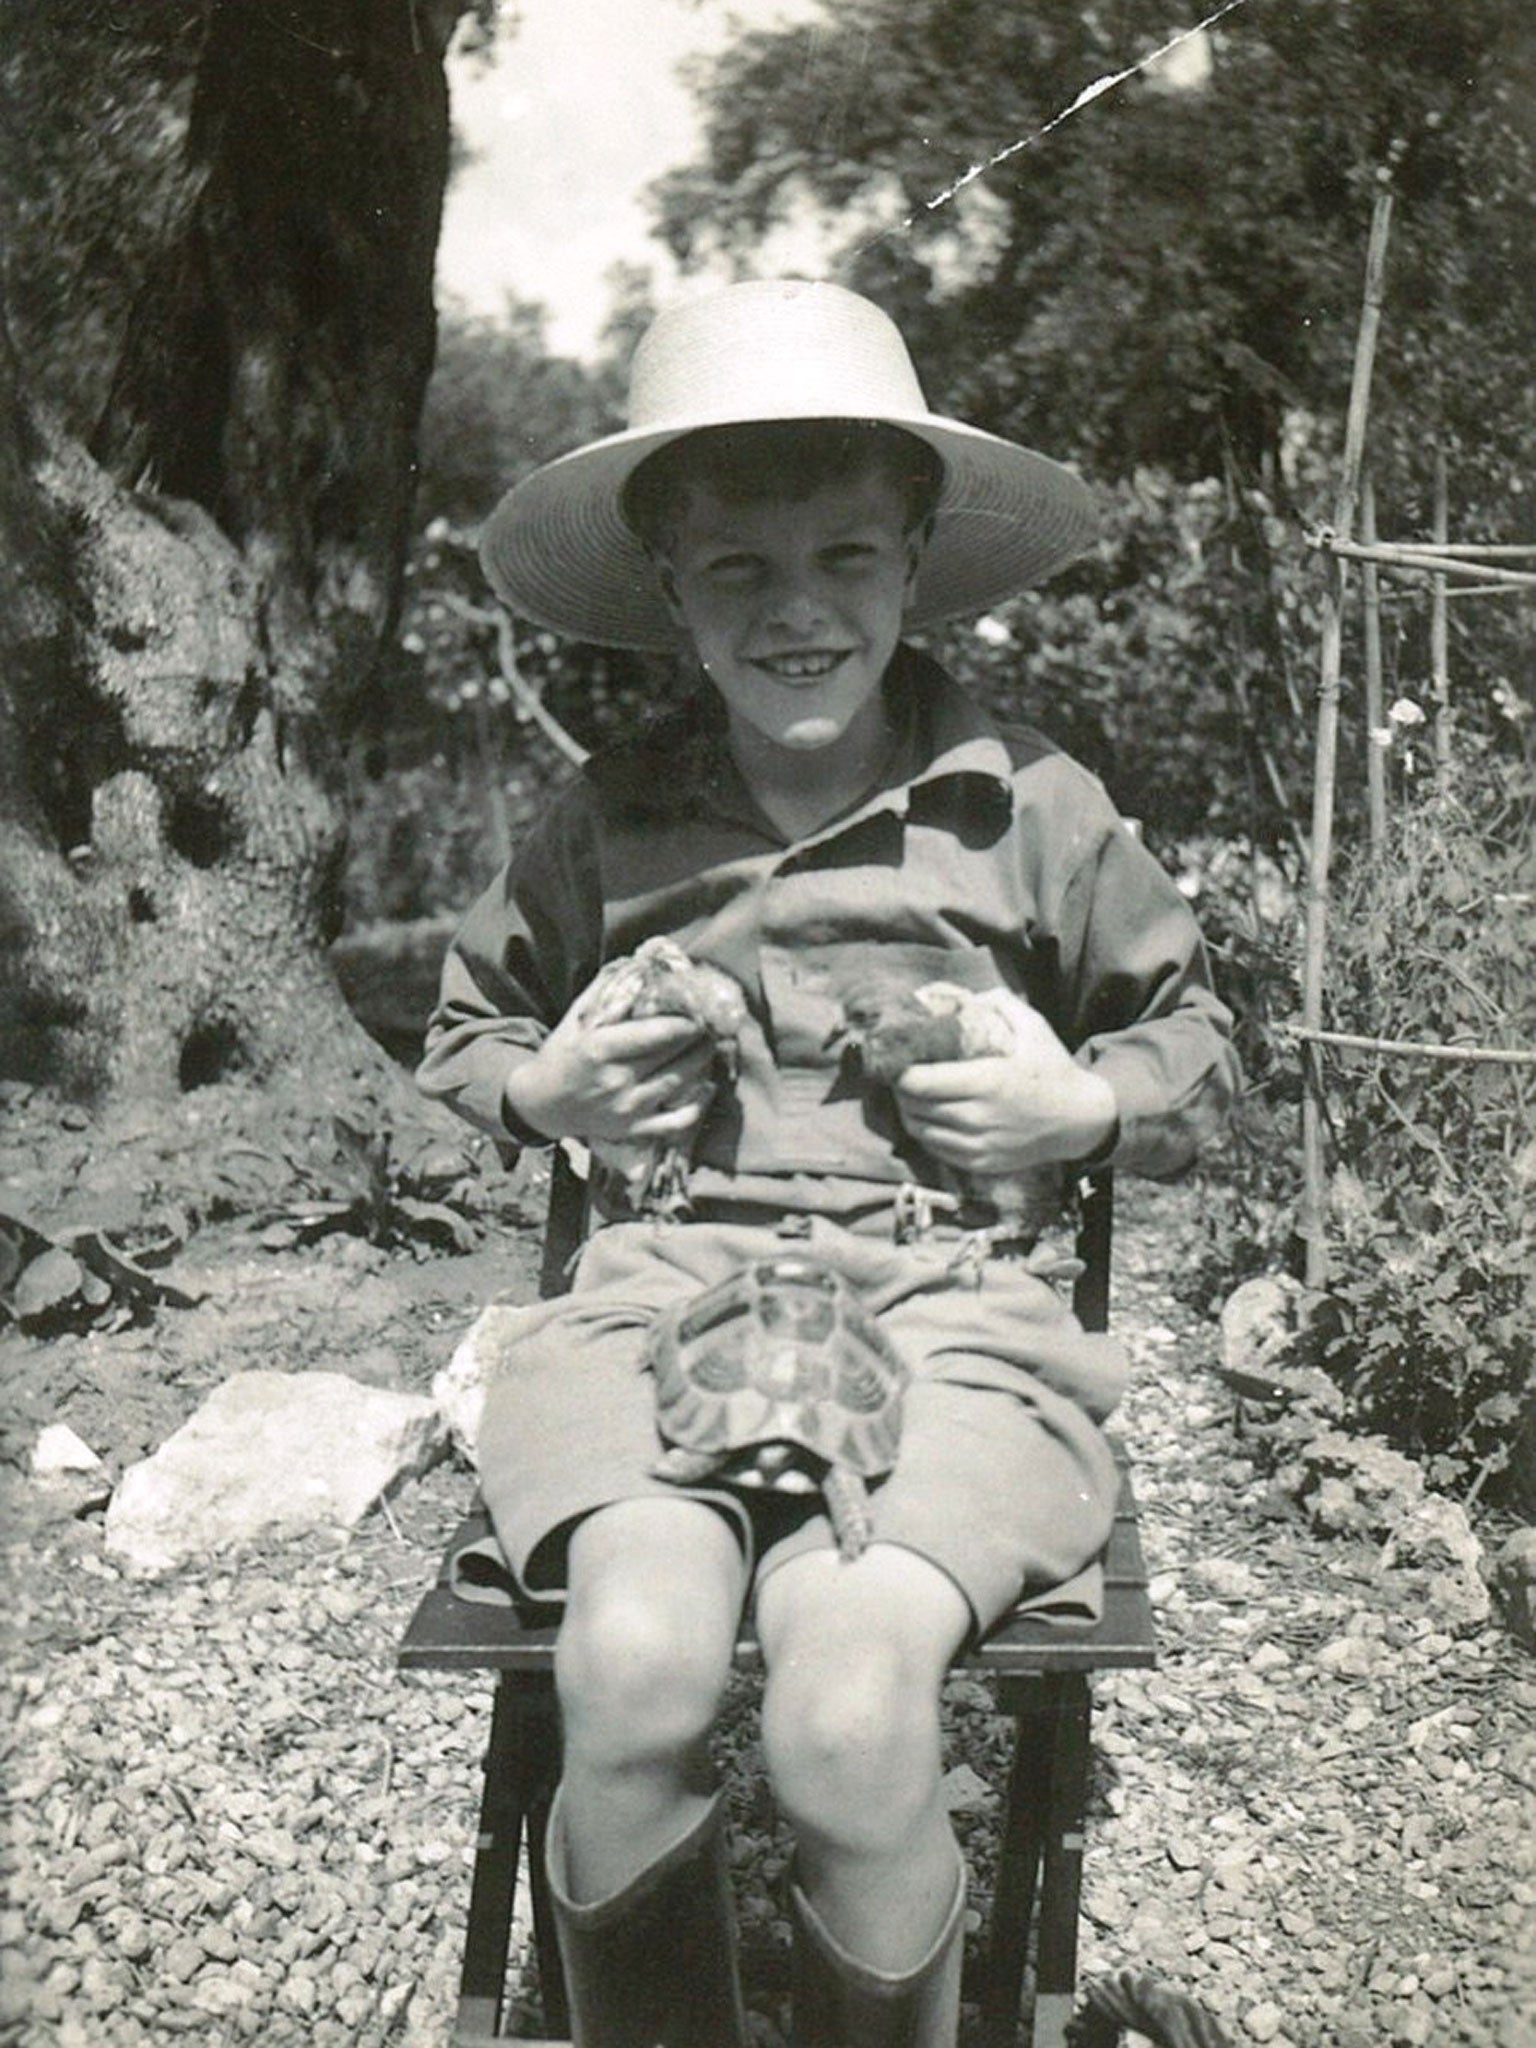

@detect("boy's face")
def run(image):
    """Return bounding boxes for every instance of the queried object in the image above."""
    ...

[654,468,925,756]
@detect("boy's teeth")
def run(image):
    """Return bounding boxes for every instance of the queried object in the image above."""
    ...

[764,653,840,677]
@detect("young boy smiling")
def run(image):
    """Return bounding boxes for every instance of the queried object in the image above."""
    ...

[420,281,1237,2048]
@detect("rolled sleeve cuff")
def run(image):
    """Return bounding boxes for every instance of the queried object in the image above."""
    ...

[1080,1043,1228,1181]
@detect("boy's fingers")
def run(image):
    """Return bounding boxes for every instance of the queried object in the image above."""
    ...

[587,1014,707,1059]
[629,1098,703,1137]
[895,1057,1013,1099]
[628,1062,712,1113]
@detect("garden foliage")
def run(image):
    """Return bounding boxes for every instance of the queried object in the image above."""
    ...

[1318,743,1534,1497]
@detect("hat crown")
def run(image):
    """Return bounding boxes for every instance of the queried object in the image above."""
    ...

[626,280,931,434]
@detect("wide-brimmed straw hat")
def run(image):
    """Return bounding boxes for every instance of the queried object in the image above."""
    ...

[479,278,1097,651]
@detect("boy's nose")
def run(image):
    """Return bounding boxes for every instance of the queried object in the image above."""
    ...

[763,574,830,634]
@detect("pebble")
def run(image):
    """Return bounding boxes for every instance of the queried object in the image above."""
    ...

[1316,1636,1381,1678]
[1245,2000,1283,2041]
[200,1922,239,1962]
[162,1936,204,1983]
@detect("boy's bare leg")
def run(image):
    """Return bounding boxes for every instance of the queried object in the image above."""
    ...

[555,1497,746,1901]
[757,1544,970,1973]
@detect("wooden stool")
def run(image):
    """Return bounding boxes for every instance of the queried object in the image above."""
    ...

[398,1170,1156,2047]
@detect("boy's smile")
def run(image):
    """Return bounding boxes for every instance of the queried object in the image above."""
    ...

[655,471,925,763]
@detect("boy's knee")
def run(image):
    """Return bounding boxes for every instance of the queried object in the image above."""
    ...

[762,1644,940,1846]
[556,1586,728,1762]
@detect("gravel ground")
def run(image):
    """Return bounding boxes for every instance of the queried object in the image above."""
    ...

[2,1180,1532,2048]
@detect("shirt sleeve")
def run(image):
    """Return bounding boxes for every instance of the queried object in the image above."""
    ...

[414,786,605,1146]
[1043,771,1241,1180]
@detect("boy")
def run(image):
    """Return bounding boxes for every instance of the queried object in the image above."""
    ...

[419,279,1237,2048]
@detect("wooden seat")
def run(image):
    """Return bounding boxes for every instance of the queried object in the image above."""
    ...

[398,1166,1156,2048]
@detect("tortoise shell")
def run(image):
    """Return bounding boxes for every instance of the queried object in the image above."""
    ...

[644,1254,910,1480]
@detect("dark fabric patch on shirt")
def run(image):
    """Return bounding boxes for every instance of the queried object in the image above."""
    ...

[905,772,1013,848]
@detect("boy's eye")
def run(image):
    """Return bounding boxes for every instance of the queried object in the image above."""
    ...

[703,553,764,582]
[822,542,881,571]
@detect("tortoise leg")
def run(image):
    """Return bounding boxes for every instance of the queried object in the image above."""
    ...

[822,1467,873,1561]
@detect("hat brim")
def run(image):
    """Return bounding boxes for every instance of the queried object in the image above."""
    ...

[478,411,1098,652]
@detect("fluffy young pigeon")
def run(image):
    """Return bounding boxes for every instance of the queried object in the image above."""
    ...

[576,936,748,1217]
[831,977,1063,1244]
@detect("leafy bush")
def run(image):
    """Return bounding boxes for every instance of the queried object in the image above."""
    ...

[1160,836,1307,1313]
[928,471,1322,853]
[1315,742,1535,1497]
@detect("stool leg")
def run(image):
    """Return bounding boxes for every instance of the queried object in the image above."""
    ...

[454,1674,560,2044]
[979,1678,1057,2048]
[1031,1677,1092,2048]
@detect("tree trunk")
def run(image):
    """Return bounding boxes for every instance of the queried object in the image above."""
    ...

[0,0,466,1100]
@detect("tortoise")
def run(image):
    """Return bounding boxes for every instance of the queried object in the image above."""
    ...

[643,1254,911,1561]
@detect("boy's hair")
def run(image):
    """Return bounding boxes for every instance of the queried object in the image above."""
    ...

[620,420,945,557]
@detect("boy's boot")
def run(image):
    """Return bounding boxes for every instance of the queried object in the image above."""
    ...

[545,1785,750,2048]
[790,1853,966,2048]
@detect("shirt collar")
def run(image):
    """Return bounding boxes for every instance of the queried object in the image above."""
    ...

[593,645,1015,844]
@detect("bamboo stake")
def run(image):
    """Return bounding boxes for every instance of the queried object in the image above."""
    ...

[1306,535,1536,587]
[1282,1025,1536,1068]
[1299,183,1394,1292]
[1431,447,1451,784]
[1392,542,1536,560]
[1361,477,1387,852]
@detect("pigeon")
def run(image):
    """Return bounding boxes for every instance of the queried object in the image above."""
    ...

[576,936,748,1218]
[830,977,1063,1246]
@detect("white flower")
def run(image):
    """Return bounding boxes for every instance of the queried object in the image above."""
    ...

[1491,678,1529,724]
[973,613,1014,648]
[1388,696,1426,727]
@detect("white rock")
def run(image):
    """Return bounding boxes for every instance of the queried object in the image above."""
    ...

[432,1301,527,1463]
[1379,1494,1490,1630]
[1300,1431,1425,1539]
[1219,1275,1302,1382]
[104,1371,445,1574]
[32,1423,105,1477]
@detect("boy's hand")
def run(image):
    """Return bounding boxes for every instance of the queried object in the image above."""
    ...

[893,1006,1118,1172]
[503,1010,717,1146]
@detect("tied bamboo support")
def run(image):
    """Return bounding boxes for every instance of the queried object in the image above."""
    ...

[1283,1025,1536,1069]
[1307,535,1536,588]
[1298,184,1394,1292]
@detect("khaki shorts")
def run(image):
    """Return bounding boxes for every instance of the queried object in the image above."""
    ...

[473,1215,1126,1636]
